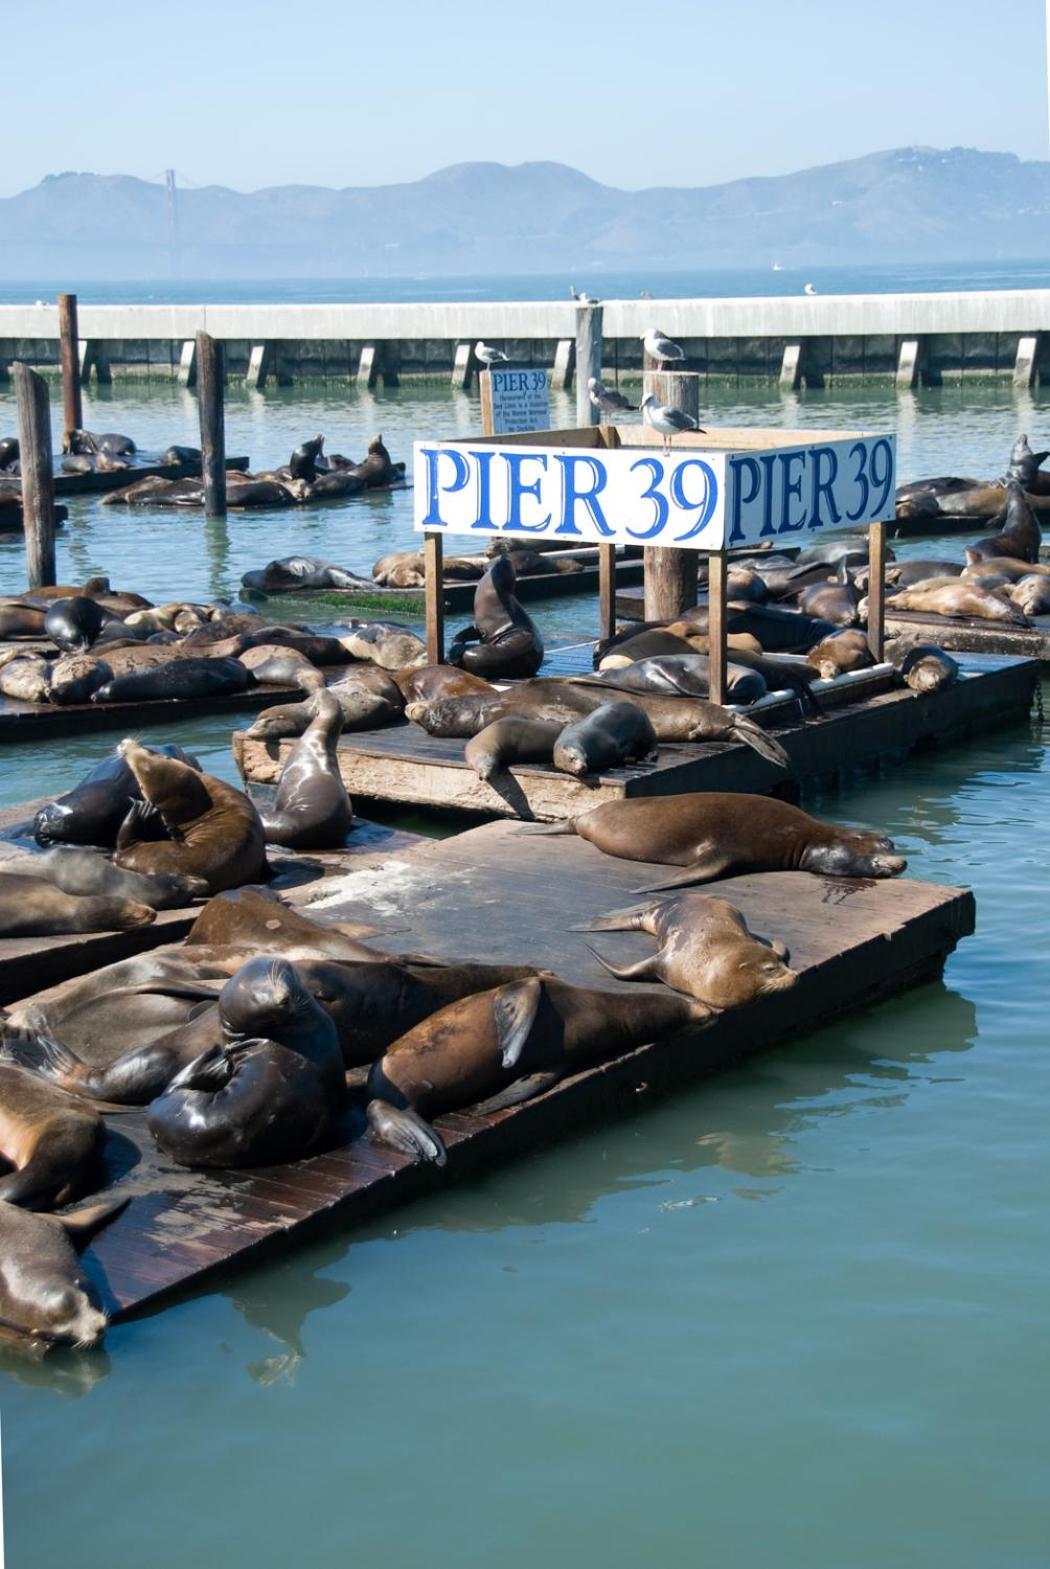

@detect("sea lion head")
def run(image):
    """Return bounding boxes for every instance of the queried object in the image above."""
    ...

[803,827,907,880]
[703,941,798,1009]
[117,739,210,823]
[98,898,157,930]
[219,955,314,1042]
[0,1204,112,1347]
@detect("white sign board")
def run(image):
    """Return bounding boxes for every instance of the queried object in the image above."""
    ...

[414,433,896,549]
[485,368,551,435]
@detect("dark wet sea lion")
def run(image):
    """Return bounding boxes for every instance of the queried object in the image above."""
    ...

[160,444,202,469]
[596,629,700,666]
[44,596,114,653]
[528,792,906,891]
[0,435,19,468]
[576,892,797,1007]
[0,872,154,936]
[553,701,658,776]
[91,656,253,704]
[875,581,1028,627]
[396,665,496,704]
[365,977,712,1164]
[113,739,267,893]
[259,690,353,850]
[0,1065,104,1208]
[893,644,960,693]
[448,555,544,679]
[677,602,838,654]
[806,629,877,679]
[303,469,366,500]
[289,435,325,482]
[0,1197,126,1346]
[966,479,1041,563]
[147,957,346,1168]
[226,479,300,509]
[61,454,95,475]
[580,655,767,706]
[33,744,201,848]
[464,717,563,781]
[346,433,400,488]
[237,644,319,686]
[238,626,348,666]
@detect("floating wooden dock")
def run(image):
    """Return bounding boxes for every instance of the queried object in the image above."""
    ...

[0,805,420,1006]
[61,819,976,1327]
[235,652,1039,822]
[883,607,1050,663]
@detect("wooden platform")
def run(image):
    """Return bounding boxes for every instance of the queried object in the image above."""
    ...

[52,455,250,497]
[235,653,1039,822]
[60,820,976,1326]
[884,608,1050,663]
[0,806,421,1007]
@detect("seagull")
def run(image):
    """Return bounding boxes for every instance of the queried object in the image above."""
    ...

[571,285,600,304]
[639,289,653,300]
[640,393,703,454]
[803,283,817,296]
[475,341,509,367]
[641,327,685,367]
[589,376,637,416]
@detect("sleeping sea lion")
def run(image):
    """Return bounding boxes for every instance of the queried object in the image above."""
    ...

[91,657,253,704]
[552,701,658,775]
[0,1198,126,1345]
[0,1064,104,1208]
[805,629,877,679]
[6,846,206,910]
[464,717,563,781]
[0,873,154,937]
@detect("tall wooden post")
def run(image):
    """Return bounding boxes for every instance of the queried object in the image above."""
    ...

[14,363,56,587]
[57,292,83,436]
[706,550,728,707]
[642,369,700,619]
[867,521,886,661]
[424,534,444,663]
[574,303,603,428]
[196,331,226,519]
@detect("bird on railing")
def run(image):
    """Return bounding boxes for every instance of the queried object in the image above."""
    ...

[475,341,509,368]
[571,285,600,304]
[641,327,685,367]
[641,393,703,454]
[589,376,637,415]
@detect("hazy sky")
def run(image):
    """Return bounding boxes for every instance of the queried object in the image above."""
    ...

[3,0,1047,196]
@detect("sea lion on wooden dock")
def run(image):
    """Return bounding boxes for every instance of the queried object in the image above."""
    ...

[0,872,155,936]
[0,599,47,639]
[44,596,117,653]
[892,643,960,694]
[365,977,712,1165]
[186,886,380,961]
[396,665,496,704]
[247,667,403,740]
[341,621,427,671]
[552,701,658,776]
[0,1197,126,1346]
[805,629,877,679]
[965,478,1041,564]
[527,792,906,891]
[465,717,563,780]
[677,602,839,654]
[259,690,353,850]
[0,1064,104,1208]
[33,744,201,848]
[575,892,797,1008]
[580,655,767,706]
[237,644,319,686]
[796,566,861,627]
[0,653,50,703]
[448,555,544,679]
[876,581,1029,627]
[113,739,267,893]
[46,653,112,705]
[1009,574,1050,616]
[91,656,253,704]
[21,845,207,909]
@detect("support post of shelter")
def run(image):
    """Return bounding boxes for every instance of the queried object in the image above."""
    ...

[480,370,495,437]
[867,521,886,662]
[14,362,56,588]
[57,292,82,436]
[1013,334,1042,390]
[707,550,728,707]
[896,338,925,391]
[245,343,274,390]
[451,342,475,391]
[196,331,226,520]
[574,304,603,428]
[424,533,444,664]
[641,369,700,619]
[177,339,197,388]
[551,339,575,392]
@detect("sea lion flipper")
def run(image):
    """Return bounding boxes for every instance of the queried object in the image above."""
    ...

[632,852,731,894]
[472,1072,563,1115]
[168,1043,230,1092]
[115,796,162,850]
[729,717,791,770]
[492,978,543,1070]
[58,1195,130,1247]
[516,821,574,837]
[366,1100,446,1166]
[584,944,661,983]
[568,907,640,933]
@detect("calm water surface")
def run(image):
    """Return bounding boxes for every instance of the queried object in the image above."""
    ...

[1,377,1048,1568]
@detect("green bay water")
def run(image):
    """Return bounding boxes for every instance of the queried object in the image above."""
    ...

[0,374,1048,1568]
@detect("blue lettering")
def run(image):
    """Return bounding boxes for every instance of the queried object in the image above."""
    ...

[777,451,808,533]
[554,455,613,537]
[626,457,669,539]
[846,441,870,522]
[760,454,778,536]
[420,446,469,527]
[466,450,497,530]
[671,459,719,541]
[727,456,761,545]
[809,446,840,528]
[505,452,551,532]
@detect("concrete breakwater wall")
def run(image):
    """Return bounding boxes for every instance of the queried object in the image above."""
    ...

[1,291,1049,388]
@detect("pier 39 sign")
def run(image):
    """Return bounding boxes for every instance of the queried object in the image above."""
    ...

[414,432,896,549]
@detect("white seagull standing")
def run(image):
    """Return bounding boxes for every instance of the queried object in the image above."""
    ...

[641,327,685,367]
[589,376,637,416]
[475,341,509,368]
[640,393,703,454]
[803,283,817,296]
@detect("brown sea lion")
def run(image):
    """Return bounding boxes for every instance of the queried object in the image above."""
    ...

[372,551,425,589]
[675,603,839,654]
[876,582,1028,627]
[527,792,906,891]
[553,701,658,776]
[893,643,960,693]
[961,557,1050,583]
[341,622,427,671]
[448,555,543,679]
[395,664,496,703]
[186,886,380,961]
[575,892,798,1007]
[9,845,206,910]
[464,717,563,781]
[0,872,155,936]
[0,1198,127,1346]
[365,977,712,1164]
[237,644,320,686]
[113,740,267,893]
[0,600,47,639]
[796,574,860,627]
[45,653,111,705]
[247,668,404,740]
[596,629,701,666]
[258,690,353,850]
[1009,575,1050,616]
[806,629,877,679]
[0,1064,104,1208]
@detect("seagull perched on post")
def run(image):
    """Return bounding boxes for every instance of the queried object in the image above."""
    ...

[641,327,685,367]
[640,393,703,454]
[475,341,509,368]
[589,376,637,416]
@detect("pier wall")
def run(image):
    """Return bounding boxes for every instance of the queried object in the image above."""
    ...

[1,291,1049,386]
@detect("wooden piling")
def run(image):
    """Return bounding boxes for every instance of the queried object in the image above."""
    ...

[195,331,226,519]
[177,339,198,388]
[867,521,886,661]
[551,339,576,392]
[57,292,82,434]
[641,369,700,620]
[245,343,273,390]
[14,363,56,588]
[424,533,444,663]
[707,550,728,705]
[574,304,603,426]
[451,342,475,391]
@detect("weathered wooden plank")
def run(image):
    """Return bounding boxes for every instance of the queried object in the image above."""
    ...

[884,609,1050,663]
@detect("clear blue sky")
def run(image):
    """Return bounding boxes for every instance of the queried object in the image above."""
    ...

[4,0,1047,196]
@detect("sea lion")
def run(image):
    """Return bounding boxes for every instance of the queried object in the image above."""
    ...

[676,602,838,654]
[226,479,299,509]
[186,886,380,961]
[579,655,767,706]
[33,744,201,848]
[289,435,325,482]
[344,434,400,489]
[874,581,1028,627]
[806,629,877,679]
[961,556,1050,583]
[893,643,959,693]
[0,1197,126,1346]
[448,555,544,679]
[596,629,702,666]
[146,957,346,1169]
[302,469,366,500]
[1009,574,1050,616]
[576,892,797,1007]
[966,479,1041,563]
[406,691,508,738]
[0,436,19,468]
[0,655,50,703]
[464,717,563,781]
[46,654,112,706]
[0,600,47,639]
[0,1064,104,1208]
[160,445,203,469]
[0,872,155,936]
[372,552,425,589]
[247,668,404,740]
[796,569,860,627]
[258,690,353,850]
[15,845,207,909]
[113,739,267,893]
[91,656,253,704]
[886,559,964,588]
[1006,433,1050,490]
[341,622,427,671]
[44,596,116,653]
[241,556,372,594]
[553,701,658,776]
[365,977,712,1164]
[396,665,496,704]
[527,792,906,891]
[237,644,319,687]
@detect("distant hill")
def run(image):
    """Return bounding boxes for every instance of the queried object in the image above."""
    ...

[0,147,1048,279]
